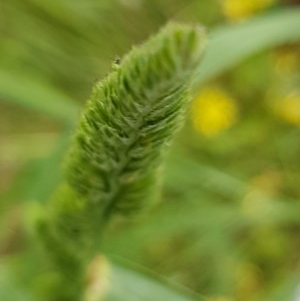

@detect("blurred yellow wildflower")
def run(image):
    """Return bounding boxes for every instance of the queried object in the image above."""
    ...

[242,190,273,219]
[275,91,300,125]
[242,170,281,219]
[210,297,235,301]
[191,86,238,137]
[250,170,282,196]
[235,263,262,299]
[221,0,275,21]
[273,45,300,74]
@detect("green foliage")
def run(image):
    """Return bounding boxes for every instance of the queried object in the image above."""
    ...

[0,265,34,301]
[1,2,300,301]
[2,10,300,123]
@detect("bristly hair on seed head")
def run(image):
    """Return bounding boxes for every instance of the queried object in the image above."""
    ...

[37,22,206,301]
[64,22,206,219]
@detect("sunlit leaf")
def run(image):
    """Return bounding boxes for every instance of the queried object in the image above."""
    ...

[0,70,78,125]
[105,264,203,301]
[193,9,300,87]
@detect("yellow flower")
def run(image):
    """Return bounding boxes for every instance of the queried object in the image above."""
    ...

[275,91,300,125]
[235,263,262,299]
[221,0,275,21]
[210,297,234,301]
[241,170,281,219]
[273,46,300,74]
[191,86,238,137]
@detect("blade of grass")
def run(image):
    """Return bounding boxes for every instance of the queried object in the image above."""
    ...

[0,70,78,125]
[105,264,205,301]
[192,8,300,88]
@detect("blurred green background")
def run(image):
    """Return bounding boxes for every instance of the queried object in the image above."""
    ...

[0,0,300,301]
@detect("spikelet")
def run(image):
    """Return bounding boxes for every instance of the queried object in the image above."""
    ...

[37,23,206,301]
[65,22,206,218]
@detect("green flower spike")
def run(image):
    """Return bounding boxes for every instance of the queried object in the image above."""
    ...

[37,22,206,301]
